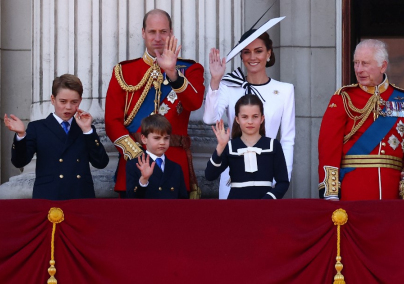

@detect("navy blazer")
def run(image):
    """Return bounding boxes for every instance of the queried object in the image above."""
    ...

[11,114,109,200]
[126,156,188,199]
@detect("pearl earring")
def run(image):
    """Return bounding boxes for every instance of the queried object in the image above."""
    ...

[267,57,270,62]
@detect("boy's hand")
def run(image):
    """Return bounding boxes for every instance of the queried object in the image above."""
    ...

[212,119,230,156]
[136,153,156,183]
[75,109,92,133]
[4,114,26,137]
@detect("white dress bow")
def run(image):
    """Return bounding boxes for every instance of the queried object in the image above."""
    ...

[237,147,262,173]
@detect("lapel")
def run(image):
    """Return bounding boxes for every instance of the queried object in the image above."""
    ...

[44,114,82,153]
[63,118,82,153]
[44,114,68,142]
[161,158,175,185]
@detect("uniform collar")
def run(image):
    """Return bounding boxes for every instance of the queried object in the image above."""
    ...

[143,49,156,67]
[358,74,389,94]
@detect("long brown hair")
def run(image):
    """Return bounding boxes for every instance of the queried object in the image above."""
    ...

[231,94,266,139]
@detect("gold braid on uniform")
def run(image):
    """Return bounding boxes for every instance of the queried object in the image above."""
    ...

[114,61,163,126]
[341,91,379,144]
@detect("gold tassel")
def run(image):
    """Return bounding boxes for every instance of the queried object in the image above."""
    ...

[332,208,348,284]
[399,180,404,199]
[47,208,65,284]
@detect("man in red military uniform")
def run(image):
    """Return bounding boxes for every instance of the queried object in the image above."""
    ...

[318,39,404,201]
[105,9,205,198]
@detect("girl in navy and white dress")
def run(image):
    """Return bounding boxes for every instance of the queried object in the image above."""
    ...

[205,95,289,199]
[203,30,295,199]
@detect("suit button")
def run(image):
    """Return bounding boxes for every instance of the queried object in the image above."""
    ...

[59,175,64,179]
[77,159,80,162]
[159,187,162,191]
[77,175,81,179]
[171,187,174,191]
[381,150,385,154]
[59,159,63,162]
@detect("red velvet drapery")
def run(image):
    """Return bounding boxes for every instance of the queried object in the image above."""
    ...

[0,199,403,283]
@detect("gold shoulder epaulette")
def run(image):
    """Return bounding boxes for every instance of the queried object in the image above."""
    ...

[391,83,404,92]
[334,83,358,95]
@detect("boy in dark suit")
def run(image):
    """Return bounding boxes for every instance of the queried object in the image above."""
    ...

[126,115,188,199]
[4,74,109,200]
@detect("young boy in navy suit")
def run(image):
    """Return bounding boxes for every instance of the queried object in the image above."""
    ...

[4,74,109,200]
[126,115,188,199]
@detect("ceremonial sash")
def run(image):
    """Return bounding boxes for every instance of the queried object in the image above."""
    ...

[340,89,404,180]
[125,60,193,133]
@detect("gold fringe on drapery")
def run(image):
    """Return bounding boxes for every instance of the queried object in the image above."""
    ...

[332,208,348,284]
[47,208,64,284]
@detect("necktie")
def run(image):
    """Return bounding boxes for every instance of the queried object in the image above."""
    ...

[155,158,163,170]
[61,121,70,134]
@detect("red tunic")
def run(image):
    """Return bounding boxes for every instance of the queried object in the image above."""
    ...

[318,79,404,200]
[105,52,204,193]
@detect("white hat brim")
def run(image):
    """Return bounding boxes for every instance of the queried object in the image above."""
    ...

[226,16,286,63]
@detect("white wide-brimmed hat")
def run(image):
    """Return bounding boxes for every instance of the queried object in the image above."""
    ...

[226,16,285,63]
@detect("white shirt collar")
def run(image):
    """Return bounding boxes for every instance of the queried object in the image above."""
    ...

[53,113,74,125]
[145,150,165,163]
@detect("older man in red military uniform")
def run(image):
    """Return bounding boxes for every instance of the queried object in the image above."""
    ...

[318,39,404,201]
[105,9,204,198]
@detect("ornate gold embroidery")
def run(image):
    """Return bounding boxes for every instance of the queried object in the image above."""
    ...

[114,135,143,160]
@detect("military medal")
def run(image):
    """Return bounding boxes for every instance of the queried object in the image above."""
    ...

[397,120,404,137]
[167,90,177,104]
[388,134,400,150]
[176,102,183,114]
[163,74,169,85]
[159,103,170,116]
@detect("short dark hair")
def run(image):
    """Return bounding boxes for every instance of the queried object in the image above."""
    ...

[231,94,266,139]
[239,30,275,68]
[52,74,83,97]
[142,9,172,30]
[141,114,172,137]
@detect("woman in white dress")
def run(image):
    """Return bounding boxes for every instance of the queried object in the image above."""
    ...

[203,27,295,199]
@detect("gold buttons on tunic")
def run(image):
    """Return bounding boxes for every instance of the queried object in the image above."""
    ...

[59,175,64,179]
[77,159,80,162]
[171,187,174,191]
[134,186,137,192]
[382,142,386,146]
[95,140,98,143]
[77,175,81,179]
[59,159,63,162]
[381,150,385,154]
[96,143,100,146]
[159,187,162,191]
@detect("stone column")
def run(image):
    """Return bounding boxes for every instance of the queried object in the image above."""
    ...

[32,0,244,121]
[0,0,32,184]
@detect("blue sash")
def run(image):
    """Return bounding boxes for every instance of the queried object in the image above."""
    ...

[340,89,404,180]
[125,60,193,133]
